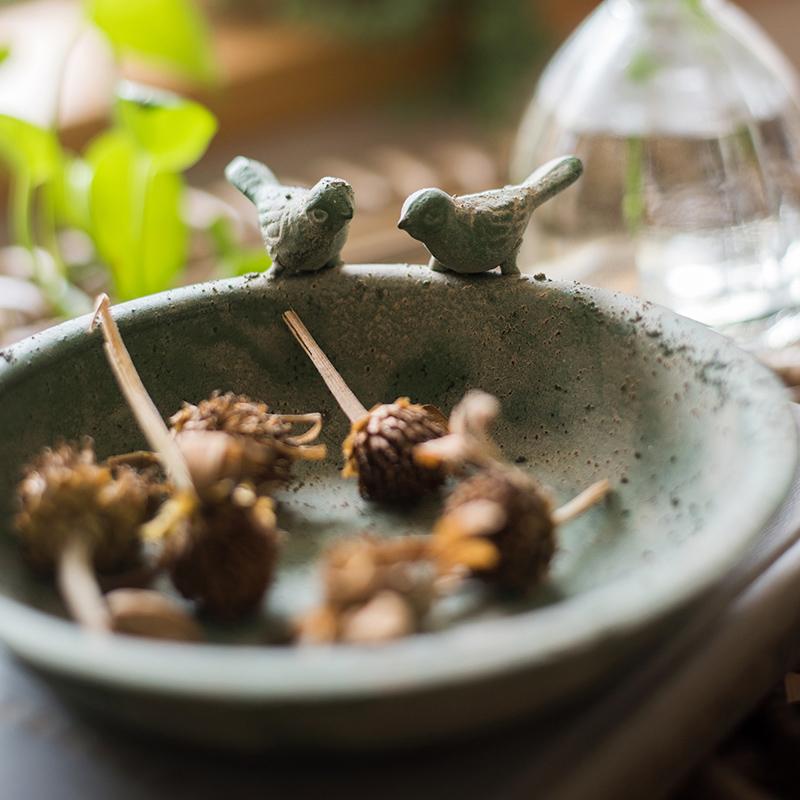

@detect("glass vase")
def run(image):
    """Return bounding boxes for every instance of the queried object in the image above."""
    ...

[512,0,800,345]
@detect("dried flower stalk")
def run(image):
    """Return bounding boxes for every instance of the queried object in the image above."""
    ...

[15,440,150,634]
[283,309,448,502]
[90,294,195,495]
[419,390,611,593]
[90,294,281,620]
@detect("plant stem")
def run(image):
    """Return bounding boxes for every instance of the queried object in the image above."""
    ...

[40,181,67,277]
[623,136,646,233]
[11,172,33,250]
[132,154,154,298]
[10,171,90,318]
[552,479,611,526]
[279,413,324,446]
[282,309,368,423]
[89,294,195,494]
[57,537,110,632]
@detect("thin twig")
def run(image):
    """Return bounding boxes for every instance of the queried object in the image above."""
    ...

[57,537,110,633]
[274,440,328,461]
[89,294,195,494]
[552,479,611,526]
[278,412,324,446]
[282,310,367,423]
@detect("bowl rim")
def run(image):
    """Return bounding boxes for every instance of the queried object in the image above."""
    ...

[0,264,795,701]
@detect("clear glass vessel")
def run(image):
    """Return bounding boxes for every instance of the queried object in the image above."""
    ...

[512,0,800,345]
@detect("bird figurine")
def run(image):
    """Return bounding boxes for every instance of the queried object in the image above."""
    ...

[397,155,583,275]
[225,156,355,277]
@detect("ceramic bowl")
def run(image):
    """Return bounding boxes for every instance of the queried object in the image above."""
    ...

[0,265,794,749]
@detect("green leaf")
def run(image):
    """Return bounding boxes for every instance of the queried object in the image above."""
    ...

[225,248,271,277]
[0,115,61,185]
[208,216,271,277]
[115,82,217,172]
[53,156,93,231]
[0,44,10,65]
[86,131,187,299]
[84,0,217,84]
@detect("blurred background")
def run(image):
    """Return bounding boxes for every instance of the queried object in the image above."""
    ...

[1,0,798,348]
[4,3,800,796]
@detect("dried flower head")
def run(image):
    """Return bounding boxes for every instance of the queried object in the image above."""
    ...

[342,398,448,503]
[281,311,448,504]
[433,467,555,593]
[170,391,326,492]
[89,296,287,624]
[297,534,437,644]
[15,441,149,574]
[164,493,281,620]
[105,450,169,516]
[422,390,610,594]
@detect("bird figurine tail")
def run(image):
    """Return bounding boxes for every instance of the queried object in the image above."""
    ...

[522,155,583,210]
[225,157,279,205]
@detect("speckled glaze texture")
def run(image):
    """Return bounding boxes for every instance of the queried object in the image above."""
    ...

[0,265,795,750]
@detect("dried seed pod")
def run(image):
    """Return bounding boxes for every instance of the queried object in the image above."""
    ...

[105,450,170,517]
[170,391,326,490]
[106,588,205,642]
[90,295,283,621]
[16,441,148,574]
[15,440,151,632]
[165,494,280,620]
[420,390,610,593]
[433,467,556,593]
[297,534,437,644]
[283,310,448,503]
[342,398,448,502]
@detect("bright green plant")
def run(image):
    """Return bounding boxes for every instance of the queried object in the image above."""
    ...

[0,0,268,315]
[83,83,218,299]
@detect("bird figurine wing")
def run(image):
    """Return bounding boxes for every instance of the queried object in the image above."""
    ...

[459,191,531,251]
[226,156,291,251]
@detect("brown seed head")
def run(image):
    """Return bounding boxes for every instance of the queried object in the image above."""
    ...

[342,398,448,503]
[297,534,436,644]
[165,494,280,620]
[170,391,292,442]
[105,450,170,517]
[170,391,325,490]
[434,467,556,593]
[15,441,149,573]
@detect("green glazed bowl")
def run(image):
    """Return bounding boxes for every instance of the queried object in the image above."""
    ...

[0,264,794,749]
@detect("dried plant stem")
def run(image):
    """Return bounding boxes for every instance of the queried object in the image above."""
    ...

[414,390,502,472]
[552,479,611,526]
[105,450,162,472]
[282,310,368,423]
[274,440,327,461]
[89,295,194,494]
[279,413,324,446]
[57,537,110,632]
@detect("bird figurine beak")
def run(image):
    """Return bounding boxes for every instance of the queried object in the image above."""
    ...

[397,216,409,231]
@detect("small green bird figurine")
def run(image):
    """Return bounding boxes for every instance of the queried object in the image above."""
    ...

[225,157,355,277]
[397,156,583,275]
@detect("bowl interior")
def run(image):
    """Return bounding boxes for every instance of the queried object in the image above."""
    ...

[0,265,794,690]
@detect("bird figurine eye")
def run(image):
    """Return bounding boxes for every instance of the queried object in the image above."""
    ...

[309,208,329,224]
